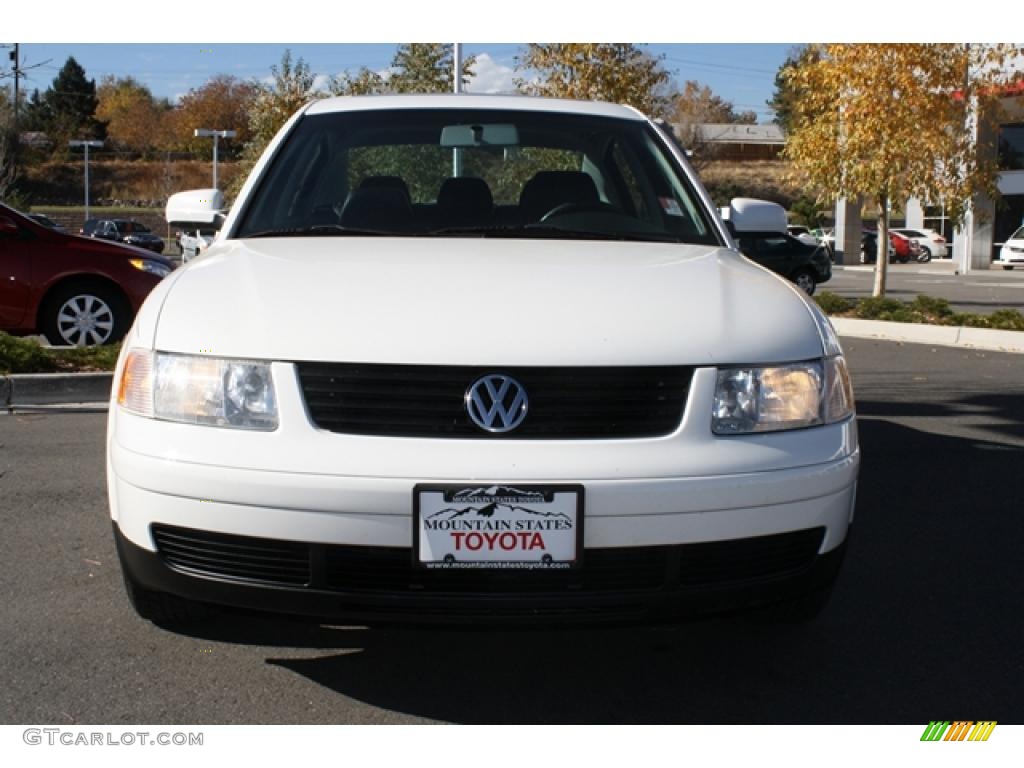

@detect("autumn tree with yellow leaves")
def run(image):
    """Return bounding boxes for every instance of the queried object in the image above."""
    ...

[783,44,1021,296]
[515,44,673,119]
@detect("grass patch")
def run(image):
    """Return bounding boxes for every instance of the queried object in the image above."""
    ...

[0,333,120,374]
[815,292,1024,332]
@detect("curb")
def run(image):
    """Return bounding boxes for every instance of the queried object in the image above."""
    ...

[2,372,113,409]
[831,317,1024,354]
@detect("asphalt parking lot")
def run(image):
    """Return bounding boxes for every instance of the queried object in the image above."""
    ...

[827,262,1024,314]
[1,338,1022,725]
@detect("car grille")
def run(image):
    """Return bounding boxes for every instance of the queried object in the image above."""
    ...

[294,363,694,439]
[151,524,825,595]
[152,526,311,586]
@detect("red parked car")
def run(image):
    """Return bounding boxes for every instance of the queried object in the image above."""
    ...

[0,203,173,346]
[889,231,922,263]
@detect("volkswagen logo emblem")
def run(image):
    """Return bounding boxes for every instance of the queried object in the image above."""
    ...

[465,374,529,433]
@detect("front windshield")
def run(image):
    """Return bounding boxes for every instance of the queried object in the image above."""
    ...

[234,107,719,245]
[1010,226,1024,241]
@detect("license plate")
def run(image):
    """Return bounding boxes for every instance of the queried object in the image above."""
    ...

[414,484,583,570]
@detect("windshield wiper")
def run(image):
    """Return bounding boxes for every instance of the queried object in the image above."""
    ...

[242,224,407,238]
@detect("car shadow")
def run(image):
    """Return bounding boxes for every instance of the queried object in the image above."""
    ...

[169,393,1024,724]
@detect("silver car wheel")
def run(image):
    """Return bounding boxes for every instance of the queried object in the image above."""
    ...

[794,271,816,295]
[56,294,116,346]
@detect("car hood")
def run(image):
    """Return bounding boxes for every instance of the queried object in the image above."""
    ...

[153,238,823,366]
[55,231,173,265]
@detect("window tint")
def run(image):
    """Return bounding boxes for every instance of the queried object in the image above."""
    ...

[999,124,1024,171]
[234,108,719,246]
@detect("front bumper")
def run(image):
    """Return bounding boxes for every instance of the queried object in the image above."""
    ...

[109,444,858,625]
[115,521,849,626]
[108,362,859,624]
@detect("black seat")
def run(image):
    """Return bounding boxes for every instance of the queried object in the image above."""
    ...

[519,171,599,222]
[339,187,413,232]
[357,176,412,205]
[435,177,494,229]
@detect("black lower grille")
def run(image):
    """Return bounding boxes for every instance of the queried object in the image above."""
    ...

[152,525,311,586]
[151,524,824,595]
[295,362,693,439]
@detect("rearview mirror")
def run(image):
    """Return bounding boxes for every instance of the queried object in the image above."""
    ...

[440,123,519,148]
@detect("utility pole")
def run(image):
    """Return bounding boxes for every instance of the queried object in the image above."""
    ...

[453,43,462,94]
[68,140,103,222]
[10,44,18,125]
[194,128,236,190]
[452,43,463,178]
[6,44,18,182]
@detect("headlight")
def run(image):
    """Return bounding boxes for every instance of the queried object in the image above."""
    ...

[117,350,278,430]
[712,357,854,435]
[129,258,172,278]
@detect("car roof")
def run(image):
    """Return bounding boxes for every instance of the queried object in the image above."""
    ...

[303,93,648,121]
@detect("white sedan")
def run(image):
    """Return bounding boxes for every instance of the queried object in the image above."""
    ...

[997,225,1024,270]
[891,228,949,260]
[108,95,859,627]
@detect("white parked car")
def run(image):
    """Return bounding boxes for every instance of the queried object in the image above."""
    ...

[176,228,217,262]
[787,225,819,247]
[108,95,859,627]
[997,225,1024,270]
[166,188,225,262]
[890,228,948,260]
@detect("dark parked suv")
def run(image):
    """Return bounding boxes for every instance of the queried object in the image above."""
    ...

[734,232,832,295]
[1,203,172,346]
[83,218,166,254]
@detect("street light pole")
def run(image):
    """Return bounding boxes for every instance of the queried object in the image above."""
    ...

[194,128,236,190]
[452,43,463,178]
[68,140,103,221]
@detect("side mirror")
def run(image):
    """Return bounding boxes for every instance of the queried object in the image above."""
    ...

[725,198,788,235]
[166,188,226,231]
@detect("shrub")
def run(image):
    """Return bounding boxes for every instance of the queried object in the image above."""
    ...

[814,291,854,314]
[910,295,954,319]
[986,309,1024,331]
[854,296,907,320]
[0,332,120,374]
[0,332,58,374]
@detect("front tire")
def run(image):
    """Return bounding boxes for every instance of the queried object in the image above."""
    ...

[793,269,817,296]
[41,282,129,346]
[122,568,215,626]
[1003,265,1014,271]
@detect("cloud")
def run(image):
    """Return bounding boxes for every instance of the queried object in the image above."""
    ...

[466,53,517,94]
[311,73,331,92]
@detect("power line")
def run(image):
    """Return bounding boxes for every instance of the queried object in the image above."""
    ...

[662,56,776,76]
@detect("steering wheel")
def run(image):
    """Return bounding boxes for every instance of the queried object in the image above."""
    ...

[539,201,623,222]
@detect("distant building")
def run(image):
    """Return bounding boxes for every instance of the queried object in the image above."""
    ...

[837,85,1024,270]
[682,123,786,161]
[960,84,1024,268]
[18,131,51,149]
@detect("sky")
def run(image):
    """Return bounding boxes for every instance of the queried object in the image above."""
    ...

[8,43,795,123]
[6,0,992,127]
